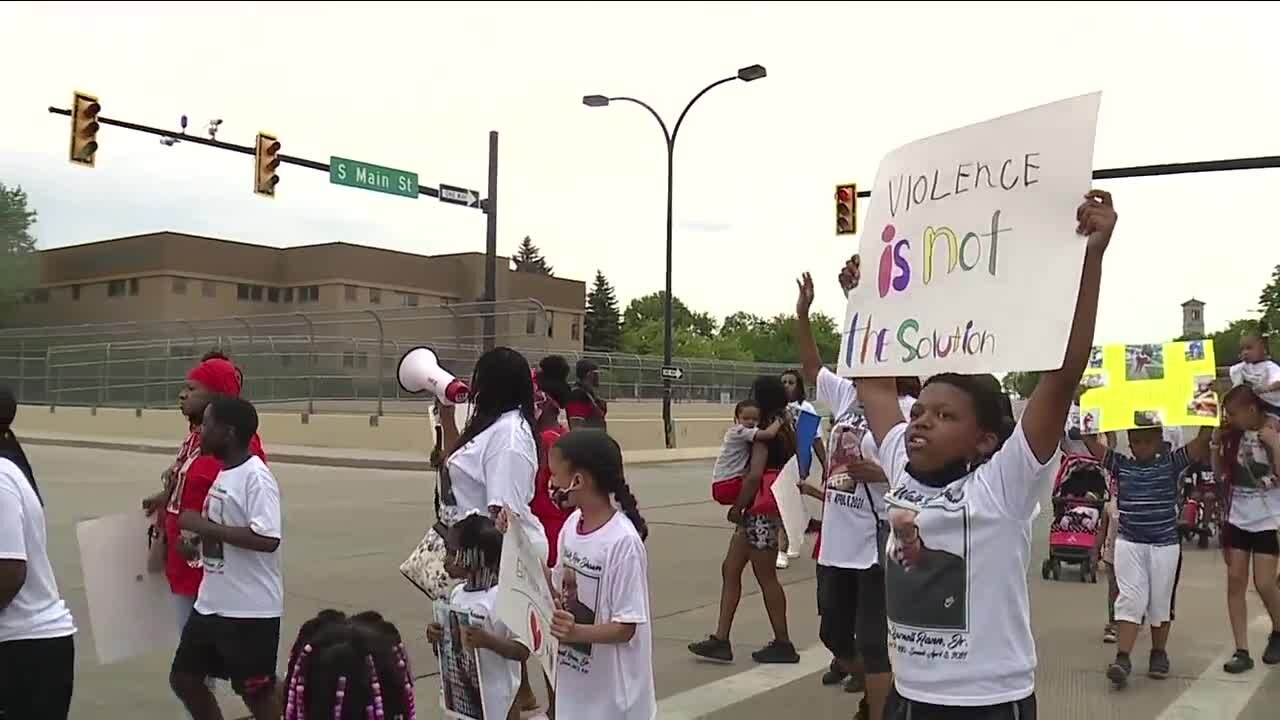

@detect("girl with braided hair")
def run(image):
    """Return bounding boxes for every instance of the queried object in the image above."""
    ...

[283,609,417,720]
[547,430,654,720]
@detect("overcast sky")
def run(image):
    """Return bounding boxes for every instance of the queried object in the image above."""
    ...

[2,1,1278,348]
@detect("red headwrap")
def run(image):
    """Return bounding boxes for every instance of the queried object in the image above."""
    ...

[187,358,243,397]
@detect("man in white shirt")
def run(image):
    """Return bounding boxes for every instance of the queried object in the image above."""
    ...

[0,388,77,720]
[171,397,283,720]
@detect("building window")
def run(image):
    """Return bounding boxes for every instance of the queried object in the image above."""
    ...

[71,284,81,301]
[237,284,250,300]
[526,310,537,335]
[1191,310,1201,321]
[268,287,280,303]
[283,287,294,303]
[571,318,581,341]
[250,285,263,301]
[369,288,381,304]
[345,285,358,302]
[306,286,319,302]
[108,280,127,297]
[172,278,188,295]
[129,278,140,296]
[202,281,216,298]
[400,293,418,307]
[547,311,555,338]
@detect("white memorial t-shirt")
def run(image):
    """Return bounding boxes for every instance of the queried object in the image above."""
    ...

[445,410,548,562]
[879,421,1058,706]
[1230,360,1280,407]
[554,510,655,720]
[195,455,284,618]
[450,583,523,719]
[816,368,916,570]
[0,459,76,643]
[1228,429,1280,532]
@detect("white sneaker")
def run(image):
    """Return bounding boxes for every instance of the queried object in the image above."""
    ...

[787,548,801,559]
[776,551,790,569]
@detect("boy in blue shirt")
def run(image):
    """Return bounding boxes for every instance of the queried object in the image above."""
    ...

[1084,425,1212,688]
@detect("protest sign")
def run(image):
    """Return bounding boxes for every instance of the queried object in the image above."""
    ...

[1078,339,1219,433]
[76,512,179,664]
[839,92,1102,377]
[495,520,559,687]
[771,457,809,553]
[433,601,487,720]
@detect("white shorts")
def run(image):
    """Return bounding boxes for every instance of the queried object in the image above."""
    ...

[1113,538,1181,625]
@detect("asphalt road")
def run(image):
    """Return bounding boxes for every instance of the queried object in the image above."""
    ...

[24,445,1280,719]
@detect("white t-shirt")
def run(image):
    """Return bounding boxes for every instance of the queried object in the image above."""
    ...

[195,456,284,618]
[712,425,758,482]
[816,368,916,569]
[444,410,548,562]
[1230,360,1280,407]
[1228,430,1280,532]
[0,459,76,643]
[879,422,1058,706]
[787,399,818,423]
[554,510,655,720]
[450,583,523,719]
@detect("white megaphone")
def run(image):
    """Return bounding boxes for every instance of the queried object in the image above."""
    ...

[397,346,470,405]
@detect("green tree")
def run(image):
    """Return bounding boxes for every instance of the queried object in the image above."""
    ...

[724,313,839,364]
[513,236,553,275]
[1001,371,1040,399]
[0,183,38,324]
[622,292,717,338]
[1258,264,1280,331]
[583,271,621,351]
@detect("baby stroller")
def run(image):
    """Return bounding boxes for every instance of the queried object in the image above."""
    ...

[1179,462,1221,549]
[1041,454,1111,583]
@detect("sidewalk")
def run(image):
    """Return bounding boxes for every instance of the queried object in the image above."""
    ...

[20,429,719,470]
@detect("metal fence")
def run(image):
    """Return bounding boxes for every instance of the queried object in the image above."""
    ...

[0,299,790,414]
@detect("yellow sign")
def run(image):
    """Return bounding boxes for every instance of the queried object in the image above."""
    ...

[1078,340,1218,433]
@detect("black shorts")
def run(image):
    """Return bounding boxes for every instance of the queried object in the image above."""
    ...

[1223,523,1280,556]
[817,564,891,673]
[172,612,281,696]
[0,634,75,720]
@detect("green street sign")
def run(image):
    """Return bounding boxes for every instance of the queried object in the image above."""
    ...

[329,156,419,199]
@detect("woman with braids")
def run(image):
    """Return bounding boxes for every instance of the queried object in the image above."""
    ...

[1,386,77,720]
[283,609,418,720]
[689,375,799,666]
[547,430,655,720]
[822,190,1117,718]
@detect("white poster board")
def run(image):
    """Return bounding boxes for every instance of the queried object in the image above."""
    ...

[839,92,1101,377]
[76,512,179,665]
[495,520,559,687]
[771,458,809,554]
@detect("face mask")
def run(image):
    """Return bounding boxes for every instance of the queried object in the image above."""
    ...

[551,473,583,506]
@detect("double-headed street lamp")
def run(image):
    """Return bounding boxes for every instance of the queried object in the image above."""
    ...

[584,64,766,449]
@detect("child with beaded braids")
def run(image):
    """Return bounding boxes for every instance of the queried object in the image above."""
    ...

[283,609,417,720]
[548,430,655,720]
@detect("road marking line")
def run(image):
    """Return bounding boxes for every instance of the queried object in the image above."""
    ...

[1156,613,1271,720]
[657,643,830,719]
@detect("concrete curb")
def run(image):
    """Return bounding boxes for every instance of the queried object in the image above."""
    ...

[21,434,720,470]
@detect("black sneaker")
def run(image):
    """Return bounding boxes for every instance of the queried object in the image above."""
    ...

[821,658,848,686]
[1107,654,1131,688]
[843,670,866,694]
[1224,649,1254,674]
[751,639,801,664]
[1148,649,1171,679]
[688,635,733,663]
[1263,632,1280,665]
[853,696,870,720]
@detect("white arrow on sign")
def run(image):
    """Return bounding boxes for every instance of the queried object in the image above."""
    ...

[438,184,480,207]
[660,366,684,381]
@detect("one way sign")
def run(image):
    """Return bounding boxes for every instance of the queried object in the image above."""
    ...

[660,366,684,381]
[438,183,481,208]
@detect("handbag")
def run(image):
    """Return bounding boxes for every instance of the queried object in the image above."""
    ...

[748,469,782,516]
[399,520,454,600]
[862,482,889,567]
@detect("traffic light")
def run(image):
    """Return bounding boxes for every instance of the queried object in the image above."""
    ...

[69,92,101,167]
[254,132,281,197]
[836,183,857,235]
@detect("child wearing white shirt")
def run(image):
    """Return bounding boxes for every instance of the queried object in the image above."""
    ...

[1229,333,1280,415]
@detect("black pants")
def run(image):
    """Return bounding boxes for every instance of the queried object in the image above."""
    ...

[817,564,891,673]
[885,687,1035,719]
[0,634,75,720]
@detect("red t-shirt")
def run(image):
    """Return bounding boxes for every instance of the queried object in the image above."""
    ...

[566,386,607,428]
[163,433,267,596]
[530,427,570,567]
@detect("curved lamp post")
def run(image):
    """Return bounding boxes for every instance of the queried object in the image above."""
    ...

[583,64,766,448]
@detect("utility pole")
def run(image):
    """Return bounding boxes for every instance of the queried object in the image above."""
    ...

[483,131,499,351]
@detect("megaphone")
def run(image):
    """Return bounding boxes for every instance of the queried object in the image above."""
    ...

[397,346,470,405]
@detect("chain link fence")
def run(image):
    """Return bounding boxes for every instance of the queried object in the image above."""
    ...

[0,300,790,414]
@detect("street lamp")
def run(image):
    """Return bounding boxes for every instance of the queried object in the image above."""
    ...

[584,64,767,449]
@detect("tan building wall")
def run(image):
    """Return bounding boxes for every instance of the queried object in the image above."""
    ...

[14,232,585,353]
